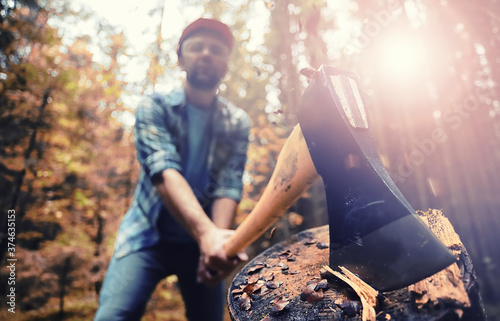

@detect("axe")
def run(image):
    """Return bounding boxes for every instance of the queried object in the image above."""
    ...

[224,65,455,291]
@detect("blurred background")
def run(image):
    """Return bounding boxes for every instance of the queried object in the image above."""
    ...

[1,0,499,320]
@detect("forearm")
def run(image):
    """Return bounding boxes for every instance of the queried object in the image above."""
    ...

[154,168,216,244]
[154,169,246,286]
[211,197,238,229]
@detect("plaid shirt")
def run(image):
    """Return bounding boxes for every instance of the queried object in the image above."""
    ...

[113,88,250,259]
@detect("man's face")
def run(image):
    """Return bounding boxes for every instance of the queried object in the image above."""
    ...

[179,31,230,90]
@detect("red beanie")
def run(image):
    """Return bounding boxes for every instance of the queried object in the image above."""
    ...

[177,18,234,57]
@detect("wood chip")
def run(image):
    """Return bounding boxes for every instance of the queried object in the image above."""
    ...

[316,242,329,249]
[237,292,251,311]
[253,279,266,293]
[300,282,324,303]
[315,279,328,291]
[248,263,265,274]
[231,287,244,296]
[323,265,378,321]
[304,237,317,245]
[339,300,361,316]
[278,262,289,271]
[265,280,281,289]
[271,295,289,313]
[278,250,291,259]
[247,274,260,284]
[264,272,275,281]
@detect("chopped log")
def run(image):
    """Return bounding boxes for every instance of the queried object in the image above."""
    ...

[228,210,486,321]
[407,210,485,320]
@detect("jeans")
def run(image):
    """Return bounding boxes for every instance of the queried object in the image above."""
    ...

[94,241,224,321]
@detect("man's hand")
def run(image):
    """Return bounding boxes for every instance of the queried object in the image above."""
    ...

[154,170,247,286]
[196,227,248,287]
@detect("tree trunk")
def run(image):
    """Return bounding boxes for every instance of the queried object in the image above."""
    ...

[0,88,52,264]
[228,210,485,321]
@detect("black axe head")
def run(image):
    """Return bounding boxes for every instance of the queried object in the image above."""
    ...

[297,65,455,291]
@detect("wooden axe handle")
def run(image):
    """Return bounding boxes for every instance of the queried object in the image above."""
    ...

[224,125,320,257]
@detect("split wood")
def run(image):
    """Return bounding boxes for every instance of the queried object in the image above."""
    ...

[323,265,378,321]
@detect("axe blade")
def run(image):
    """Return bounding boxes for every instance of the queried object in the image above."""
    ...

[297,65,455,291]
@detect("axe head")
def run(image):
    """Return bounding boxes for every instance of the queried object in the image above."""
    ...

[297,65,455,291]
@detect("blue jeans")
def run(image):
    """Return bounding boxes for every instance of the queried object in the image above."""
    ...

[94,242,224,321]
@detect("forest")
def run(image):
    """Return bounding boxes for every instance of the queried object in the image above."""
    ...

[0,0,499,320]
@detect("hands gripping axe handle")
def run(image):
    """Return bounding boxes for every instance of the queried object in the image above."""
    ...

[224,65,455,291]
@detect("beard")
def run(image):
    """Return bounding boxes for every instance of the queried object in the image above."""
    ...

[186,68,222,90]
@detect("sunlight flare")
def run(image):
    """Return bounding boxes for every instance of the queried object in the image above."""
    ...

[378,34,427,79]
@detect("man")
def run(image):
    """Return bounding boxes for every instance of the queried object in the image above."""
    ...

[94,17,250,321]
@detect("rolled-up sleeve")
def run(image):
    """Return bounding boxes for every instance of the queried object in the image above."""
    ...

[212,109,251,201]
[133,96,183,179]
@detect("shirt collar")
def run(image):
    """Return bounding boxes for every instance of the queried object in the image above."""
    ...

[166,87,228,115]
[165,87,186,107]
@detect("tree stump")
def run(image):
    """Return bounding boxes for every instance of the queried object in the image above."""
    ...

[228,210,485,321]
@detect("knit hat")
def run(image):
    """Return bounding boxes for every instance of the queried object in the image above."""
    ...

[177,18,234,57]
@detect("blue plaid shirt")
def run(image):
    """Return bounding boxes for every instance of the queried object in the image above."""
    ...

[113,88,251,259]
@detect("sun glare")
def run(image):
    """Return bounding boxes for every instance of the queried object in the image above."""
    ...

[378,34,427,80]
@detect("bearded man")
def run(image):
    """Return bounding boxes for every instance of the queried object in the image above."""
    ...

[94,17,250,321]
